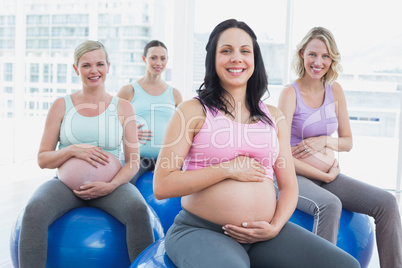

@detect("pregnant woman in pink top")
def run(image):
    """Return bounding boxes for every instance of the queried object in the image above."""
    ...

[153,19,359,268]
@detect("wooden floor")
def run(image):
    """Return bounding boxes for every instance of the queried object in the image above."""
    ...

[1,160,400,268]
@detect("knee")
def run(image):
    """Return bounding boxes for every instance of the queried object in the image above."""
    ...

[318,196,342,216]
[23,199,49,222]
[126,196,149,217]
[376,190,399,214]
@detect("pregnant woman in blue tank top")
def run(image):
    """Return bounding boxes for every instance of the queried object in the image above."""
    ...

[117,40,182,184]
[18,41,154,266]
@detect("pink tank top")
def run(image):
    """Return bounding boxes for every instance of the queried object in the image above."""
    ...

[183,100,279,180]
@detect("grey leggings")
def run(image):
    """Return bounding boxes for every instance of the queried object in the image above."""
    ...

[165,209,360,268]
[129,157,156,185]
[297,173,402,268]
[18,177,154,267]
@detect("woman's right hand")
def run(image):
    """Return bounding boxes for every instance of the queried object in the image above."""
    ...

[226,155,268,182]
[324,159,340,183]
[68,144,110,168]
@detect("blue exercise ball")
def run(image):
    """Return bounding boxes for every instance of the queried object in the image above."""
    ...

[10,206,164,268]
[130,239,176,268]
[136,171,182,234]
[289,208,374,268]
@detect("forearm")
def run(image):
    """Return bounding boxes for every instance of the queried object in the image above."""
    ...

[324,136,352,152]
[154,163,230,200]
[108,164,137,189]
[37,146,73,169]
[270,183,298,231]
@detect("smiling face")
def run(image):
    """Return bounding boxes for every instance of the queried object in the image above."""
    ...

[215,27,254,91]
[301,38,332,81]
[73,48,110,89]
[143,46,168,76]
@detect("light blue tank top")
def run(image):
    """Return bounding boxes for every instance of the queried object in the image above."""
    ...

[58,95,123,158]
[131,81,175,158]
[290,82,338,146]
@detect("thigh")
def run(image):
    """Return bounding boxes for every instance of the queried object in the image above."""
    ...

[166,223,250,268]
[24,177,85,223]
[322,173,392,214]
[248,222,359,268]
[296,175,340,215]
[91,183,148,222]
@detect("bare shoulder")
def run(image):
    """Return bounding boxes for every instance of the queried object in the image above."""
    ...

[172,87,183,106]
[49,97,66,116]
[52,96,66,108]
[177,98,205,117]
[116,97,134,117]
[279,84,297,100]
[117,84,134,101]
[330,82,346,99]
[265,104,285,123]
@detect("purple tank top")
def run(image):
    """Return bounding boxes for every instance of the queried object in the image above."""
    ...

[290,82,338,146]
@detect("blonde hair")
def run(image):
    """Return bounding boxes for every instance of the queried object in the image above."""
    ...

[292,27,342,85]
[73,40,109,67]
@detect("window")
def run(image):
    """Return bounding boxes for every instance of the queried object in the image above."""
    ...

[43,64,52,83]
[29,87,39,94]
[30,63,39,82]
[57,64,67,83]
[42,102,49,110]
[4,63,13,81]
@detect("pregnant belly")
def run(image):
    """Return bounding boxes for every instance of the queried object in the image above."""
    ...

[57,152,122,190]
[298,147,335,173]
[182,179,277,226]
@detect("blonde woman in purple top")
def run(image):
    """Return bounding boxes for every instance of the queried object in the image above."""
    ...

[278,27,402,267]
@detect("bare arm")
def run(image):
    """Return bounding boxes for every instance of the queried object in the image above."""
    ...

[269,105,298,233]
[330,82,353,151]
[110,98,140,186]
[172,88,183,107]
[116,84,135,102]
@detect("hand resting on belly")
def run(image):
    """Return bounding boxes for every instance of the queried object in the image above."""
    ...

[298,147,335,173]
[57,152,122,191]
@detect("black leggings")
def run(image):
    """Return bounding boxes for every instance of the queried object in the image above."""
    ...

[165,209,360,268]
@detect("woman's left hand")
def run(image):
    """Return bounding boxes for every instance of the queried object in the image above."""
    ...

[222,221,280,244]
[73,181,116,200]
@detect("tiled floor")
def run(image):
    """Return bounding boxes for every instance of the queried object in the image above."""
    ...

[1,160,400,268]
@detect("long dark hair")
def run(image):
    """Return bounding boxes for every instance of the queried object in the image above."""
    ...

[197,19,272,125]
